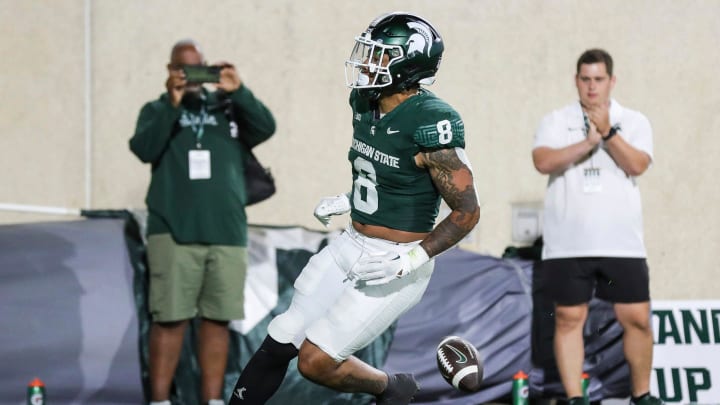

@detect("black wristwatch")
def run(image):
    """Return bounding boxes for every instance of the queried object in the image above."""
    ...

[603,125,619,141]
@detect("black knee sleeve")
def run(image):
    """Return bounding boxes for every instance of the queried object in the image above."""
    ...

[258,335,299,364]
[228,336,298,404]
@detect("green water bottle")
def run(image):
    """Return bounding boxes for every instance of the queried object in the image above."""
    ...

[27,378,45,405]
[512,370,529,405]
[581,372,590,402]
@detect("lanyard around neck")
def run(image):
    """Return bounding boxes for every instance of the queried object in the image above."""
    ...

[191,105,208,149]
[186,98,208,149]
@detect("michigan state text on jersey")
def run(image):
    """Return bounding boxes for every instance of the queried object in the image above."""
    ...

[348,88,465,232]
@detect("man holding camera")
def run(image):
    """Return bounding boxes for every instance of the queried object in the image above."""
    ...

[130,39,276,405]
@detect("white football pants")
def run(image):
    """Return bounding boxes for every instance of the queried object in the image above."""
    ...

[267,223,435,361]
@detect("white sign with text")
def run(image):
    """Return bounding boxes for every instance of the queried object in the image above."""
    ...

[651,300,720,404]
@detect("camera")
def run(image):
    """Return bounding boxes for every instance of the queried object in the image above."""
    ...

[182,65,222,84]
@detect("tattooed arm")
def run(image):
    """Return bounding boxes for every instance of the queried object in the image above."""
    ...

[417,147,480,257]
[351,147,480,285]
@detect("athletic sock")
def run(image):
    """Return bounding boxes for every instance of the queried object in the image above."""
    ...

[228,335,298,404]
[631,392,650,403]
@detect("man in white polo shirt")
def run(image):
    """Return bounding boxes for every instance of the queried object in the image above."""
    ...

[532,49,662,405]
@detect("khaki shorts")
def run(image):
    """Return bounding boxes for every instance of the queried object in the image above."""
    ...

[147,233,247,322]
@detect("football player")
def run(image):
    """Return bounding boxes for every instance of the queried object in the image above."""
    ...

[229,12,480,405]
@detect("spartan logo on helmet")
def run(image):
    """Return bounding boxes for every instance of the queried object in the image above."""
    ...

[345,12,445,99]
[406,21,434,57]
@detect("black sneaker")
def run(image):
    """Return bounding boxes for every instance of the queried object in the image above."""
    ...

[630,395,665,405]
[568,398,589,405]
[375,373,420,405]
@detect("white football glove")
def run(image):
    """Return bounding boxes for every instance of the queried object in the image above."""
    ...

[313,193,351,228]
[352,246,430,286]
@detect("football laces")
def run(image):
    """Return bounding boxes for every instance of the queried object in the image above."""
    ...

[437,348,454,373]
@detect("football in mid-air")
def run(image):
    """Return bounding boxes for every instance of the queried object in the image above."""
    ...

[436,335,483,392]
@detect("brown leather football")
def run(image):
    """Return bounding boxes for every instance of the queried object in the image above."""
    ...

[436,335,483,392]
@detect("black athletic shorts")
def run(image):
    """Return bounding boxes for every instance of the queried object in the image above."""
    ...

[541,257,650,305]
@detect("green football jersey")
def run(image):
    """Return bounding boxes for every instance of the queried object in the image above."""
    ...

[347,89,465,232]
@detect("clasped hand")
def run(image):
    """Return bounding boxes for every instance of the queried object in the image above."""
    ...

[582,103,611,137]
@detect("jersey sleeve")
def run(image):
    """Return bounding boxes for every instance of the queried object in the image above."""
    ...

[412,100,465,149]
